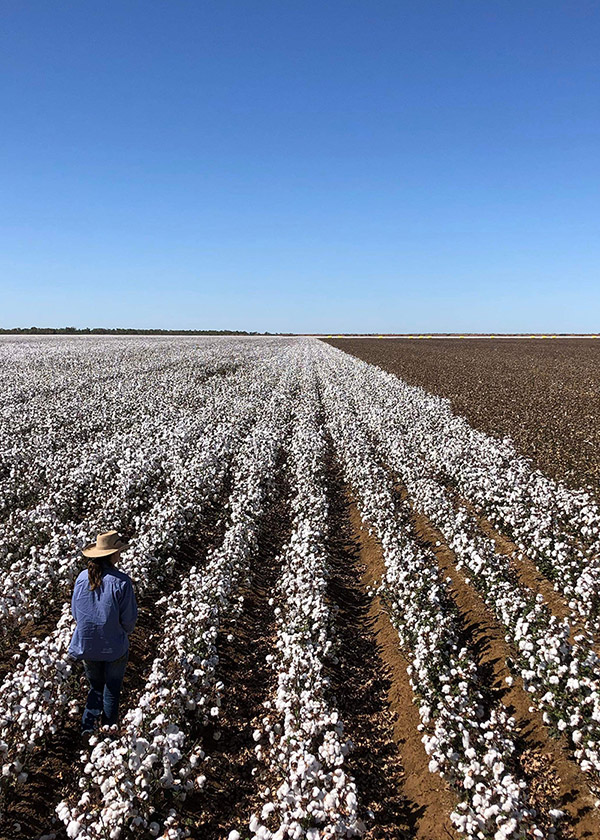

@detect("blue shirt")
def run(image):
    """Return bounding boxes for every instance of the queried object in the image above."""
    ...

[69,565,138,661]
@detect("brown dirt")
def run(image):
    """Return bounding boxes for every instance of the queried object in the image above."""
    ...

[323,448,423,839]
[324,338,600,501]
[470,501,573,625]
[406,497,600,839]
[345,500,459,839]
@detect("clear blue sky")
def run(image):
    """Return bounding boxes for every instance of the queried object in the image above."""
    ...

[1,1,598,332]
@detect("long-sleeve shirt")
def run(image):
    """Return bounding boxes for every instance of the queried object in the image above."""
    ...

[69,565,138,661]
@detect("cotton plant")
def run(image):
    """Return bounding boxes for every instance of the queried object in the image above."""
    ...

[56,369,297,840]
[317,366,541,840]
[0,356,292,793]
[0,338,243,523]
[316,343,600,792]
[250,362,363,840]
[316,341,600,631]
[0,355,278,629]
[4,335,599,837]
[377,421,600,786]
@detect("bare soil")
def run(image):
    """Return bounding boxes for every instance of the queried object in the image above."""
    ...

[346,502,460,840]
[323,447,428,839]
[324,338,600,500]
[319,435,460,840]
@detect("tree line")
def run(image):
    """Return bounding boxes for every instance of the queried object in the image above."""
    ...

[0,327,279,335]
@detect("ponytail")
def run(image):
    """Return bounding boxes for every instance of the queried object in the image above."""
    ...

[88,557,105,591]
[87,551,117,591]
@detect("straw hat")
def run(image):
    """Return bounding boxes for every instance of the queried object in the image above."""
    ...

[82,530,129,558]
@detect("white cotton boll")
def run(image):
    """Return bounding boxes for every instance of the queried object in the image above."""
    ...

[66,821,82,839]
[261,803,276,820]
[228,832,241,840]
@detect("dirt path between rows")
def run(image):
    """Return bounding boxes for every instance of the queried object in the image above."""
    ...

[406,495,600,839]
[475,506,571,618]
[346,502,459,839]
[473,507,600,656]
[321,447,458,839]
[456,495,577,625]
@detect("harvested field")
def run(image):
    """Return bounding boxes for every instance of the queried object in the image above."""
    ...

[1,335,599,840]
[324,338,600,499]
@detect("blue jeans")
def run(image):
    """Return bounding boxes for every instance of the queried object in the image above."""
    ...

[81,651,129,732]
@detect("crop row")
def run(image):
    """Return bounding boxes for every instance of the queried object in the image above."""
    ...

[318,343,600,630]
[0,339,245,518]
[2,337,597,839]
[317,360,540,840]
[250,356,362,840]
[0,352,295,793]
[55,362,298,839]
[316,344,600,790]
[0,347,289,630]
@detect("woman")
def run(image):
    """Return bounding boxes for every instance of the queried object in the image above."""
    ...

[69,530,138,734]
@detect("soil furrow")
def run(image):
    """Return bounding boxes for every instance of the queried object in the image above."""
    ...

[321,443,458,839]
[347,501,460,839]
[466,499,574,622]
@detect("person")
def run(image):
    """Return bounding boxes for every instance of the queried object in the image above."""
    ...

[69,530,138,734]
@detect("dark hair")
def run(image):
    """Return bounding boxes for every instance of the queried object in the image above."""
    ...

[88,553,117,591]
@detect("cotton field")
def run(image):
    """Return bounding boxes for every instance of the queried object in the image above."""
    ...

[1,335,599,840]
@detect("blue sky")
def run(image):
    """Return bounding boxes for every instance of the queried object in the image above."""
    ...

[1,1,598,332]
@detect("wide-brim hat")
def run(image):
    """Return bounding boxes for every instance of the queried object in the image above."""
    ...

[82,530,129,558]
